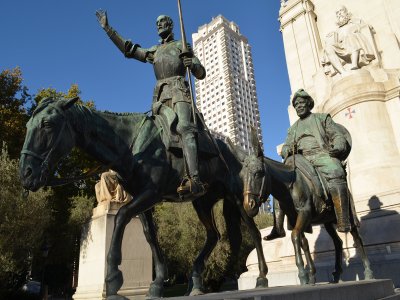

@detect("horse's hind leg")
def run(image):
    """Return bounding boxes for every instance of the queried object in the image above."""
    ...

[300,233,316,285]
[139,210,167,298]
[350,225,374,280]
[187,197,220,296]
[324,222,343,283]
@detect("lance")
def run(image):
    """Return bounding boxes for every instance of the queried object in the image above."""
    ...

[177,0,197,126]
[177,0,230,172]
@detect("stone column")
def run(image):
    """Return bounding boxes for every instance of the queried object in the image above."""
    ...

[73,201,152,300]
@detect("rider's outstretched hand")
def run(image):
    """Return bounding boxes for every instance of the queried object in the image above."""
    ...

[96,9,109,29]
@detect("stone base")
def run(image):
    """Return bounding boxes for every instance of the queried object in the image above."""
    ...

[167,280,398,300]
[239,217,400,290]
[73,201,152,300]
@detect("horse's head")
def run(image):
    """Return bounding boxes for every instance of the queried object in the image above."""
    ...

[241,130,270,218]
[20,97,79,191]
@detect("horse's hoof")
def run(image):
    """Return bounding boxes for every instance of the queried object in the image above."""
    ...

[189,288,204,296]
[330,271,341,283]
[298,272,309,285]
[364,269,374,280]
[147,281,164,298]
[255,277,268,288]
[106,295,129,300]
[105,269,123,295]
[309,275,316,285]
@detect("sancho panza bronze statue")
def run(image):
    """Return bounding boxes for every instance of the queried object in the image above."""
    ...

[96,11,207,197]
[268,89,352,239]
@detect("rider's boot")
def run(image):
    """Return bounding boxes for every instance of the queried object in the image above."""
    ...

[264,198,286,241]
[330,182,351,232]
[177,132,207,198]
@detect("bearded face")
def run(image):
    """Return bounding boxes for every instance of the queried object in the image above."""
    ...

[336,7,351,27]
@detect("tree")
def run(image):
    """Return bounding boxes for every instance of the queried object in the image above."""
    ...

[154,201,273,292]
[0,67,31,159]
[0,144,52,290]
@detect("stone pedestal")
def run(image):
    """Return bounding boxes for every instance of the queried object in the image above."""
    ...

[73,201,152,300]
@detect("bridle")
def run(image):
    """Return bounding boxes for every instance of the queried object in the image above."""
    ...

[21,103,106,188]
[243,159,271,207]
[21,103,75,187]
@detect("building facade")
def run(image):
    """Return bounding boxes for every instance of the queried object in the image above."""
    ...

[192,15,263,152]
[240,0,400,289]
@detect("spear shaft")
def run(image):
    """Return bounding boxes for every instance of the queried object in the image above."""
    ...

[177,0,197,126]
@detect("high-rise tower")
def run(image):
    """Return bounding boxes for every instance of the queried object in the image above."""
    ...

[192,15,263,152]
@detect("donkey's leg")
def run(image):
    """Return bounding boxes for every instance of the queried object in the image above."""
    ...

[324,222,343,283]
[187,197,219,296]
[106,189,158,299]
[300,233,316,285]
[350,225,374,280]
[238,202,268,288]
[138,210,167,298]
[291,210,311,285]
[223,198,242,282]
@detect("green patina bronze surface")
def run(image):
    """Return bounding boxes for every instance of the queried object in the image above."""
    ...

[96,10,207,197]
[19,97,269,299]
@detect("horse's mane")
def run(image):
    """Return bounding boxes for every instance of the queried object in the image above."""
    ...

[264,156,295,183]
[100,110,146,117]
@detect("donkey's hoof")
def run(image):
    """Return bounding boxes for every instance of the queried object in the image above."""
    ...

[189,288,205,296]
[364,269,374,280]
[255,277,268,288]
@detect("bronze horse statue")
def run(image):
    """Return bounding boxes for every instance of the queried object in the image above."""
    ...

[19,97,269,299]
[237,134,374,285]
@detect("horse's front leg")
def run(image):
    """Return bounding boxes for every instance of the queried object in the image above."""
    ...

[186,196,219,296]
[106,189,158,299]
[238,203,268,288]
[291,210,311,285]
[139,209,168,298]
[300,233,316,284]
[324,222,343,283]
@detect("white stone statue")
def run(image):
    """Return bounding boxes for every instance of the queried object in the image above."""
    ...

[95,170,132,204]
[321,6,376,76]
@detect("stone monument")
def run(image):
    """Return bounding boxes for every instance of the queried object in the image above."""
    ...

[74,171,152,300]
[239,0,400,289]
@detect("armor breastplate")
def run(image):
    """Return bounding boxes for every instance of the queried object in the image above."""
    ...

[153,41,186,80]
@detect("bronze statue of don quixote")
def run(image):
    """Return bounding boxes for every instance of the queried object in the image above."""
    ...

[19,1,374,299]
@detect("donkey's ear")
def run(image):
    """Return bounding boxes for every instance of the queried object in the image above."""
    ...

[250,126,263,158]
[226,137,246,162]
[62,97,80,110]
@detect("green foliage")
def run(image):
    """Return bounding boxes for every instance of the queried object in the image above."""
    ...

[0,144,52,290]
[0,67,31,159]
[154,201,273,292]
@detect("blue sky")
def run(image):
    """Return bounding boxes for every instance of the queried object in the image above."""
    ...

[1,1,291,160]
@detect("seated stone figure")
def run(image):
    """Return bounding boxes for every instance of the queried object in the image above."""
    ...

[266,89,351,240]
[321,6,375,76]
[95,170,132,204]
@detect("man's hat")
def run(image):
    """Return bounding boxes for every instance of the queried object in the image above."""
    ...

[292,89,314,110]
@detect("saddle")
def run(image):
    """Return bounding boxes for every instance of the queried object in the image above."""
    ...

[285,154,332,215]
[153,105,219,158]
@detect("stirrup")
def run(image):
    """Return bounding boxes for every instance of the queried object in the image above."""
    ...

[177,177,207,198]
